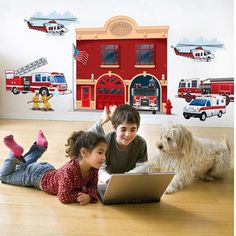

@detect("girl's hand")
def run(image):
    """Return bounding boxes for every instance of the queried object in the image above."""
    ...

[77,192,91,205]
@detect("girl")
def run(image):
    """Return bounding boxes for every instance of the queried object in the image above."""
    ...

[0,130,107,205]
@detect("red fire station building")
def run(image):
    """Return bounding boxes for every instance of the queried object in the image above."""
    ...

[75,16,169,113]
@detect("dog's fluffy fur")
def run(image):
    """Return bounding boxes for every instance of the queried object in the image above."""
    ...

[130,124,231,193]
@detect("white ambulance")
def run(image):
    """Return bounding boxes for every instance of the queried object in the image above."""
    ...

[183,95,226,121]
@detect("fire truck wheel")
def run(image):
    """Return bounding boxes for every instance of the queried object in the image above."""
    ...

[185,93,192,103]
[12,87,20,95]
[218,111,223,118]
[39,88,50,96]
[200,112,207,121]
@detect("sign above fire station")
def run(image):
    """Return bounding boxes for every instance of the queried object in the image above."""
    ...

[109,21,133,36]
[75,16,169,40]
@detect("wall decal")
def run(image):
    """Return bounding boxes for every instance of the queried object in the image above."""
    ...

[73,44,89,65]
[27,93,54,111]
[177,77,234,104]
[24,11,78,36]
[5,58,69,96]
[74,16,170,114]
[183,95,227,121]
[172,38,224,62]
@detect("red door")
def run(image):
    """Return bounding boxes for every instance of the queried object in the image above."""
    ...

[81,86,91,108]
[96,75,125,110]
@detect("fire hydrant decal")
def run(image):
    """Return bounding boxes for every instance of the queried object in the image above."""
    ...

[165,99,172,115]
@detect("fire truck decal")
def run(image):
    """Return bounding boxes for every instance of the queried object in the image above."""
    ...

[177,77,234,104]
[130,75,160,114]
[5,58,69,96]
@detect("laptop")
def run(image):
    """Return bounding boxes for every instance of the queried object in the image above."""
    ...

[98,172,175,205]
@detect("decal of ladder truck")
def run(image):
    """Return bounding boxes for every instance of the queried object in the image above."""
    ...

[132,83,158,114]
[5,57,68,95]
[177,77,234,105]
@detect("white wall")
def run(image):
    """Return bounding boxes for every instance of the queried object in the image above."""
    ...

[0,0,234,127]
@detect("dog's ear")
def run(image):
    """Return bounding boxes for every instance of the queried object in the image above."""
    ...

[180,126,193,157]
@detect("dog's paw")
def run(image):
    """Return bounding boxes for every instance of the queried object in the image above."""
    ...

[203,175,215,182]
[165,186,178,194]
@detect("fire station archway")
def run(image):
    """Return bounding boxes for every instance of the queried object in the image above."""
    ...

[129,75,161,112]
[95,74,125,110]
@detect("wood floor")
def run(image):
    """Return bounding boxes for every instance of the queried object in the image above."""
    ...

[0,119,234,236]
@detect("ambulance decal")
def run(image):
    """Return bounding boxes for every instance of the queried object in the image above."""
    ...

[183,95,226,121]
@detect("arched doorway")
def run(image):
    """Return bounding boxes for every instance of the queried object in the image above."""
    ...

[130,75,161,113]
[96,74,125,110]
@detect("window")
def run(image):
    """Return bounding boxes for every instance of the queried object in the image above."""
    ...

[206,100,211,106]
[35,74,41,82]
[136,44,154,65]
[101,45,119,65]
[191,80,198,87]
[104,88,110,94]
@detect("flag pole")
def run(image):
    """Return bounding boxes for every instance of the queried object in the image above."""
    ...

[72,44,76,111]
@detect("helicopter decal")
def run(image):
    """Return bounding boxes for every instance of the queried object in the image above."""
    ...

[24,17,77,36]
[171,43,224,62]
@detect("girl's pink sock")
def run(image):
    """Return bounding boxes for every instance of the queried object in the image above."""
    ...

[3,135,24,158]
[36,130,48,147]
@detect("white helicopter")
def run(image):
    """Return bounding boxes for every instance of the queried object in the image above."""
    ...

[171,43,224,62]
[24,17,77,36]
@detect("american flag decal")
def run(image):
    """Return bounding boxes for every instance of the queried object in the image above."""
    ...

[73,44,89,65]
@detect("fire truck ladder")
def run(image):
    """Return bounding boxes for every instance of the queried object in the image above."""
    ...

[15,57,48,76]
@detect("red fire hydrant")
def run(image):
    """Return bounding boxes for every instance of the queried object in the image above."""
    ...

[165,99,172,115]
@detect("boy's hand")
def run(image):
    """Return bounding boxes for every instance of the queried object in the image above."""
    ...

[108,105,117,120]
[100,105,117,126]
[100,106,110,125]
[77,192,91,205]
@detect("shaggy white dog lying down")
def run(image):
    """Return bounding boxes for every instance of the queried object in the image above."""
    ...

[129,124,231,193]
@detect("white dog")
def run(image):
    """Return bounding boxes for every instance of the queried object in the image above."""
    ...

[129,124,231,193]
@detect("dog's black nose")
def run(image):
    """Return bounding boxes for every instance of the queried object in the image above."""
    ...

[158,144,163,150]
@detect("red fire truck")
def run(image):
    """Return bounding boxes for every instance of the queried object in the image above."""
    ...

[6,70,68,96]
[132,83,158,114]
[177,77,234,105]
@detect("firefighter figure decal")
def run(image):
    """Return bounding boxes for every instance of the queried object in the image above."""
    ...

[27,93,54,111]
[5,57,71,111]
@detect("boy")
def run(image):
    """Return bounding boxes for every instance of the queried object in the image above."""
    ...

[89,104,148,183]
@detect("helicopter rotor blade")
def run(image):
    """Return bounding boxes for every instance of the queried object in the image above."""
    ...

[199,44,224,48]
[29,17,77,21]
[53,18,77,21]
[30,17,54,21]
[176,43,224,48]
[176,44,200,47]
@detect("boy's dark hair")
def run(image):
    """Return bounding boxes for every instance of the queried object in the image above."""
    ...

[65,131,107,159]
[111,104,140,129]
